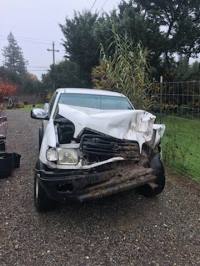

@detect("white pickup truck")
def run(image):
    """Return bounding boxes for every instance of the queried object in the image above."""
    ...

[31,88,165,212]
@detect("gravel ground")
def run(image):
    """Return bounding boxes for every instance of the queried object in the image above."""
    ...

[0,110,200,266]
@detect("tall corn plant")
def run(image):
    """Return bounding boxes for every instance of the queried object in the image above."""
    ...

[98,31,152,110]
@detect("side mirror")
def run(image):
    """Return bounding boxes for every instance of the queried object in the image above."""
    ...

[44,103,49,113]
[31,108,48,120]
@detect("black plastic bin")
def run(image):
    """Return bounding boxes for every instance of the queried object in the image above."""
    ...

[0,152,21,179]
[13,153,21,168]
[0,136,6,152]
[0,141,5,152]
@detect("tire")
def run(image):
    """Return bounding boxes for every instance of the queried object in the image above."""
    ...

[137,154,165,198]
[39,127,43,151]
[34,174,56,212]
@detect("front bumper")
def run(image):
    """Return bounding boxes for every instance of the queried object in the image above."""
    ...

[35,160,157,202]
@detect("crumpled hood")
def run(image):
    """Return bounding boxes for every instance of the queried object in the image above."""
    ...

[58,104,165,151]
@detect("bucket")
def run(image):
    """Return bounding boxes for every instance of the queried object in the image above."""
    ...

[0,141,5,152]
[13,153,21,168]
[0,153,21,179]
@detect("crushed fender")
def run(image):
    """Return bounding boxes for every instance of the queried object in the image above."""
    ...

[77,161,157,201]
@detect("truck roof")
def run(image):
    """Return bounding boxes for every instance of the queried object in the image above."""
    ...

[56,88,126,97]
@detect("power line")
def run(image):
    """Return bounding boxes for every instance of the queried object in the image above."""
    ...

[28,69,48,72]
[2,38,51,46]
[100,0,109,11]
[47,42,60,66]
[29,67,49,69]
[47,42,60,89]
[90,0,98,10]
[30,66,50,68]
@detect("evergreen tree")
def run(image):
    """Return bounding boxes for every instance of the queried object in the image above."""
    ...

[2,32,27,75]
[42,60,83,90]
[60,12,99,86]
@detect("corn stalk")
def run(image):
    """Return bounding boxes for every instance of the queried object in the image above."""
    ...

[95,31,153,110]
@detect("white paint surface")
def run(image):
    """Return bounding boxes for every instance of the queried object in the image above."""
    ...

[38,89,165,169]
[58,104,165,152]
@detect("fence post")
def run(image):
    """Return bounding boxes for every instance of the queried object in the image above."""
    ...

[160,76,163,122]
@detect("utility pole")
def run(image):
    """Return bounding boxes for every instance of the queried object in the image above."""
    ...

[47,42,59,90]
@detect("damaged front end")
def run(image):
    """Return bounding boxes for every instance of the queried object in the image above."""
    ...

[36,104,165,202]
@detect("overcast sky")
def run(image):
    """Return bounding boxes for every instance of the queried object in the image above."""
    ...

[0,0,121,78]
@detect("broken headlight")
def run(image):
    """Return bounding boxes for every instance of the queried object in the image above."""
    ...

[57,148,79,165]
[46,148,59,162]
[46,148,79,165]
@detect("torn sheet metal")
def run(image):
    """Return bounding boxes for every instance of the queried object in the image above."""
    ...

[58,104,165,151]
[78,165,157,201]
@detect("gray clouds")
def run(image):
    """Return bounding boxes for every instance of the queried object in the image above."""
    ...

[0,0,120,78]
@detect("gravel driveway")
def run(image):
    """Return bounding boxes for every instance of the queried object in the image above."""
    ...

[0,110,200,266]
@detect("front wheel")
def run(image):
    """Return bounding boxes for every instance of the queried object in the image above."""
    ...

[34,174,56,212]
[137,154,165,197]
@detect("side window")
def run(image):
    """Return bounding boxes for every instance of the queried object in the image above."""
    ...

[49,92,57,115]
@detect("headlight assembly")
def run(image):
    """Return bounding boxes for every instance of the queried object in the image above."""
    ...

[46,147,79,165]
[57,148,79,165]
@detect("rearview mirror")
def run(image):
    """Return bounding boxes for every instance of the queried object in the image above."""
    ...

[30,108,48,120]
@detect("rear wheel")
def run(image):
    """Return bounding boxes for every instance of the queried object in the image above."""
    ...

[137,154,165,197]
[34,174,56,212]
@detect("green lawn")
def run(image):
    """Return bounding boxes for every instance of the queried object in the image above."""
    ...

[161,115,200,181]
[20,103,43,112]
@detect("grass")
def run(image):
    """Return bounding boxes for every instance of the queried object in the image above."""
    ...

[18,103,43,112]
[161,115,200,182]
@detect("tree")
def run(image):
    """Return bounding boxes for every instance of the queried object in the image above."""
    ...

[0,66,42,95]
[188,61,200,80]
[42,60,83,91]
[113,1,165,69]
[21,73,42,94]
[60,12,100,86]
[0,66,21,85]
[1,35,42,94]
[175,58,200,81]
[94,32,152,109]
[107,0,200,81]
[133,0,200,61]
[59,1,200,84]
[2,32,27,75]
[92,60,115,90]
[0,82,17,102]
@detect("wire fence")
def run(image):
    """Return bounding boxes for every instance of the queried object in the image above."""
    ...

[152,80,200,119]
[151,81,200,181]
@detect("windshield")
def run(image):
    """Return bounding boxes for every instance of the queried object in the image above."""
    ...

[58,93,133,110]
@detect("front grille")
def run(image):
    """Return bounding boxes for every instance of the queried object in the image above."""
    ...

[80,130,140,162]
